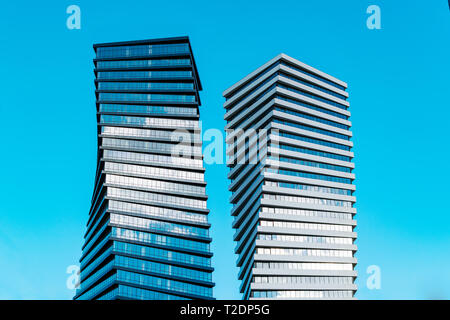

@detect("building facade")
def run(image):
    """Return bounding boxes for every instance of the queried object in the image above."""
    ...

[224,54,357,300]
[74,37,215,300]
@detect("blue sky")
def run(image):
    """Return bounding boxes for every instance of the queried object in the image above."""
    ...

[0,0,449,300]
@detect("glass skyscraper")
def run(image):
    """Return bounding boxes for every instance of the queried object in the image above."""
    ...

[223,54,357,300]
[74,37,215,300]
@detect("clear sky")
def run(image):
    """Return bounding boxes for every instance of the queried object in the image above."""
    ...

[0,0,449,300]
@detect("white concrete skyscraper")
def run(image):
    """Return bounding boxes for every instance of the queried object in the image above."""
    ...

[224,54,357,300]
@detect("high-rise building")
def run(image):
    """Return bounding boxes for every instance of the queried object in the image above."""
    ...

[74,37,214,300]
[223,54,357,300]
